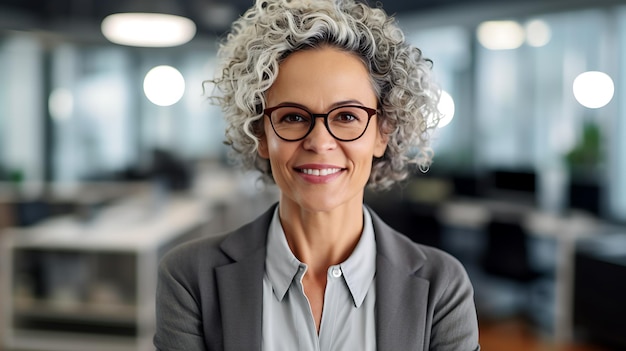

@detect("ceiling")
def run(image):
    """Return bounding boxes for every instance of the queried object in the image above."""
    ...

[0,0,622,45]
[0,0,516,44]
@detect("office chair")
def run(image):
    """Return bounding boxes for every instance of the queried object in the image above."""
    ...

[482,219,542,282]
[479,218,551,326]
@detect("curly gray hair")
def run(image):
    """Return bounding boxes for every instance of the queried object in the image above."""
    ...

[209,0,442,190]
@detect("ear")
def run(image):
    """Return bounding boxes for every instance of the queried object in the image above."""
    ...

[373,131,389,158]
[254,116,270,159]
[373,119,390,158]
[258,133,270,159]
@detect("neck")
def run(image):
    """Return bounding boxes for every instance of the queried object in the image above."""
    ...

[278,197,364,276]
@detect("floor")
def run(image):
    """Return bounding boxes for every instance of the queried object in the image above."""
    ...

[479,318,612,351]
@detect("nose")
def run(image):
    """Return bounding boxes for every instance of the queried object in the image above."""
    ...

[302,117,337,152]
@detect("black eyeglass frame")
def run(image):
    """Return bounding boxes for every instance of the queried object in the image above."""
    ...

[263,104,378,142]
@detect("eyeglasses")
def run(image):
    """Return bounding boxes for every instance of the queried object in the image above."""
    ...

[263,104,377,142]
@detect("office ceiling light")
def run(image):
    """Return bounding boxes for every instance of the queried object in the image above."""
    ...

[426,90,455,128]
[49,88,74,121]
[101,1,196,47]
[573,71,614,109]
[144,65,186,106]
[436,90,455,128]
[525,19,551,47]
[477,20,525,50]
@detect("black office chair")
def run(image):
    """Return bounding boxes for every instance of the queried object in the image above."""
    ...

[481,219,542,283]
[478,218,551,326]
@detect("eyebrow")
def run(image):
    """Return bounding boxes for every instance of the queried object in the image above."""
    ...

[272,99,368,110]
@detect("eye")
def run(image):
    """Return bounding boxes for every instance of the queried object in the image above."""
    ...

[280,113,309,123]
[333,112,359,123]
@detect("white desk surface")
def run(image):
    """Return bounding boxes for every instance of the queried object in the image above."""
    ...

[439,197,603,239]
[0,181,151,203]
[1,194,209,252]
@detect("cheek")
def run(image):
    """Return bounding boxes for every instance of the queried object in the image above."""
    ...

[266,138,284,158]
[361,129,386,157]
[266,137,297,170]
[346,143,376,169]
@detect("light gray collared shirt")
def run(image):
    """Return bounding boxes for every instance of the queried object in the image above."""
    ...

[262,206,377,351]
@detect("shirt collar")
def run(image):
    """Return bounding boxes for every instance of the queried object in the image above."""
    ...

[265,205,377,307]
[265,207,303,301]
[341,206,376,307]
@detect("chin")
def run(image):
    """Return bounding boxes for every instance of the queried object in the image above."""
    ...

[296,192,363,213]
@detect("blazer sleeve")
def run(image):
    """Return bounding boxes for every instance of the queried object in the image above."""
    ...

[153,244,207,351]
[154,231,231,351]
[427,250,480,351]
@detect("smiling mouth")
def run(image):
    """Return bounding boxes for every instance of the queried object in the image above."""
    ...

[297,168,343,176]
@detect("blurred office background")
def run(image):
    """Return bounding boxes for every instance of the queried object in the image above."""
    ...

[0,0,625,350]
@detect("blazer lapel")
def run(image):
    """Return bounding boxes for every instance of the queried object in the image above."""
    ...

[216,250,265,351]
[376,255,430,351]
[371,209,430,351]
[215,205,276,351]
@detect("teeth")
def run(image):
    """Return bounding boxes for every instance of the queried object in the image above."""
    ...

[300,168,341,176]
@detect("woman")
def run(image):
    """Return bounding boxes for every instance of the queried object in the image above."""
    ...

[154,0,480,350]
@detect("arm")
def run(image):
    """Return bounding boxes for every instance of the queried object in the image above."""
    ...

[153,248,206,351]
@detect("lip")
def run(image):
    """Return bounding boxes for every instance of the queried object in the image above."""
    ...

[294,163,346,184]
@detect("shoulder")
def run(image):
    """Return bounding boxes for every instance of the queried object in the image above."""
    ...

[157,231,232,296]
[415,244,468,282]
[369,207,470,287]
[413,243,474,307]
[158,203,277,278]
[394,233,470,290]
[159,231,230,273]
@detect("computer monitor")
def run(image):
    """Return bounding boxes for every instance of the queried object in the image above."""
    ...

[568,180,601,217]
[486,168,537,205]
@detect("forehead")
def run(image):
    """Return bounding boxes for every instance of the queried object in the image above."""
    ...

[265,46,377,107]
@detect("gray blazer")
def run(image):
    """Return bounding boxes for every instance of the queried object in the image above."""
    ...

[154,204,480,351]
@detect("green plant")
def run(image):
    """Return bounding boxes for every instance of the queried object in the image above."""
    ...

[565,122,601,169]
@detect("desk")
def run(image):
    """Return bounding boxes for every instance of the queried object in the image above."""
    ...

[1,194,209,351]
[438,197,603,343]
[524,210,601,343]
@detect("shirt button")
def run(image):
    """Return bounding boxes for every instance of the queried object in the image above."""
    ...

[331,267,342,278]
